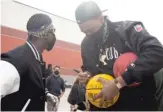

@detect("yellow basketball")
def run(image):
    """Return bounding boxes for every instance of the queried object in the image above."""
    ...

[86,74,120,108]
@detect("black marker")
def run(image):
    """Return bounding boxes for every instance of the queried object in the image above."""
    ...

[73,69,80,73]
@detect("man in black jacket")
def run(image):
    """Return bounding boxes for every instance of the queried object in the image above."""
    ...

[75,1,163,111]
[0,13,57,111]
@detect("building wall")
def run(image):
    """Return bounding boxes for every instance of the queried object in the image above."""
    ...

[1,0,84,45]
[1,0,84,76]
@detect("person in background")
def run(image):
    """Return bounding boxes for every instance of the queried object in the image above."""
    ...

[75,1,163,111]
[46,65,65,112]
[68,78,86,112]
[0,13,57,111]
[45,64,53,78]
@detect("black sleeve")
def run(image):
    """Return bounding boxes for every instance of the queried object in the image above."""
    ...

[67,84,78,105]
[45,76,50,89]
[81,45,88,72]
[81,43,94,75]
[80,37,93,73]
[122,22,163,85]
[60,78,65,92]
[44,69,48,78]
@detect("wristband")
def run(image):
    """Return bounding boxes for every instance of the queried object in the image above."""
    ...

[45,90,49,95]
[114,78,123,89]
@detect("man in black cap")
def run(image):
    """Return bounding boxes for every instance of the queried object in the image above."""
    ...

[0,13,57,111]
[75,0,163,111]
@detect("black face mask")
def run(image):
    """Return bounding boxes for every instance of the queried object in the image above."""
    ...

[47,33,56,51]
[54,70,59,75]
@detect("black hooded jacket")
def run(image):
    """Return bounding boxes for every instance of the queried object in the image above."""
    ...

[81,18,163,110]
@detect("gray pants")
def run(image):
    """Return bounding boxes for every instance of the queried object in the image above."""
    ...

[46,96,59,112]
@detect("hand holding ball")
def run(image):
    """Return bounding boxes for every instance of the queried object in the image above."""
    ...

[113,52,141,87]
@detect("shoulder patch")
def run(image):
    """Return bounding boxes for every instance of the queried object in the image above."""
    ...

[134,24,143,32]
[116,21,139,31]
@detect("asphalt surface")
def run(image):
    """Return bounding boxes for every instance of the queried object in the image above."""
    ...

[45,88,82,112]
[58,88,71,111]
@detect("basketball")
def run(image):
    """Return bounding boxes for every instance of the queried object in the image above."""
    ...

[86,74,120,108]
[113,52,141,87]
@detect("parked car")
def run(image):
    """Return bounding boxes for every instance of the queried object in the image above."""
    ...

[64,80,73,88]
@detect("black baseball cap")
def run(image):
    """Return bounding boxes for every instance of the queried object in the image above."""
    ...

[75,1,102,24]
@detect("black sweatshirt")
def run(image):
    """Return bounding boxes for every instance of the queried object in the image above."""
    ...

[46,74,65,96]
[80,18,163,110]
[81,19,163,85]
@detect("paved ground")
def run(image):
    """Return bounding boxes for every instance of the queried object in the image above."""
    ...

[45,88,82,112]
[58,88,71,111]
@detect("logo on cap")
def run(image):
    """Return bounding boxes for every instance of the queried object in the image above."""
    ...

[134,24,143,32]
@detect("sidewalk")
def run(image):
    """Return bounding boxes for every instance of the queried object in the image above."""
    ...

[45,88,82,112]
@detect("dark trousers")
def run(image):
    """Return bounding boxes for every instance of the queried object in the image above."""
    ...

[154,69,163,111]
[89,97,157,111]
[89,86,158,111]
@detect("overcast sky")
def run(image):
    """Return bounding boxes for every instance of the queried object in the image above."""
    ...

[15,0,163,43]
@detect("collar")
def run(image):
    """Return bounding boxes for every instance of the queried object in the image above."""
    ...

[26,41,41,61]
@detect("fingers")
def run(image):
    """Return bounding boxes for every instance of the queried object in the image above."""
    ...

[92,78,107,100]
[77,72,90,84]
[93,90,103,100]
[96,77,106,85]
[99,97,105,107]
[78,72,90,77]
[77,75,88,83]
